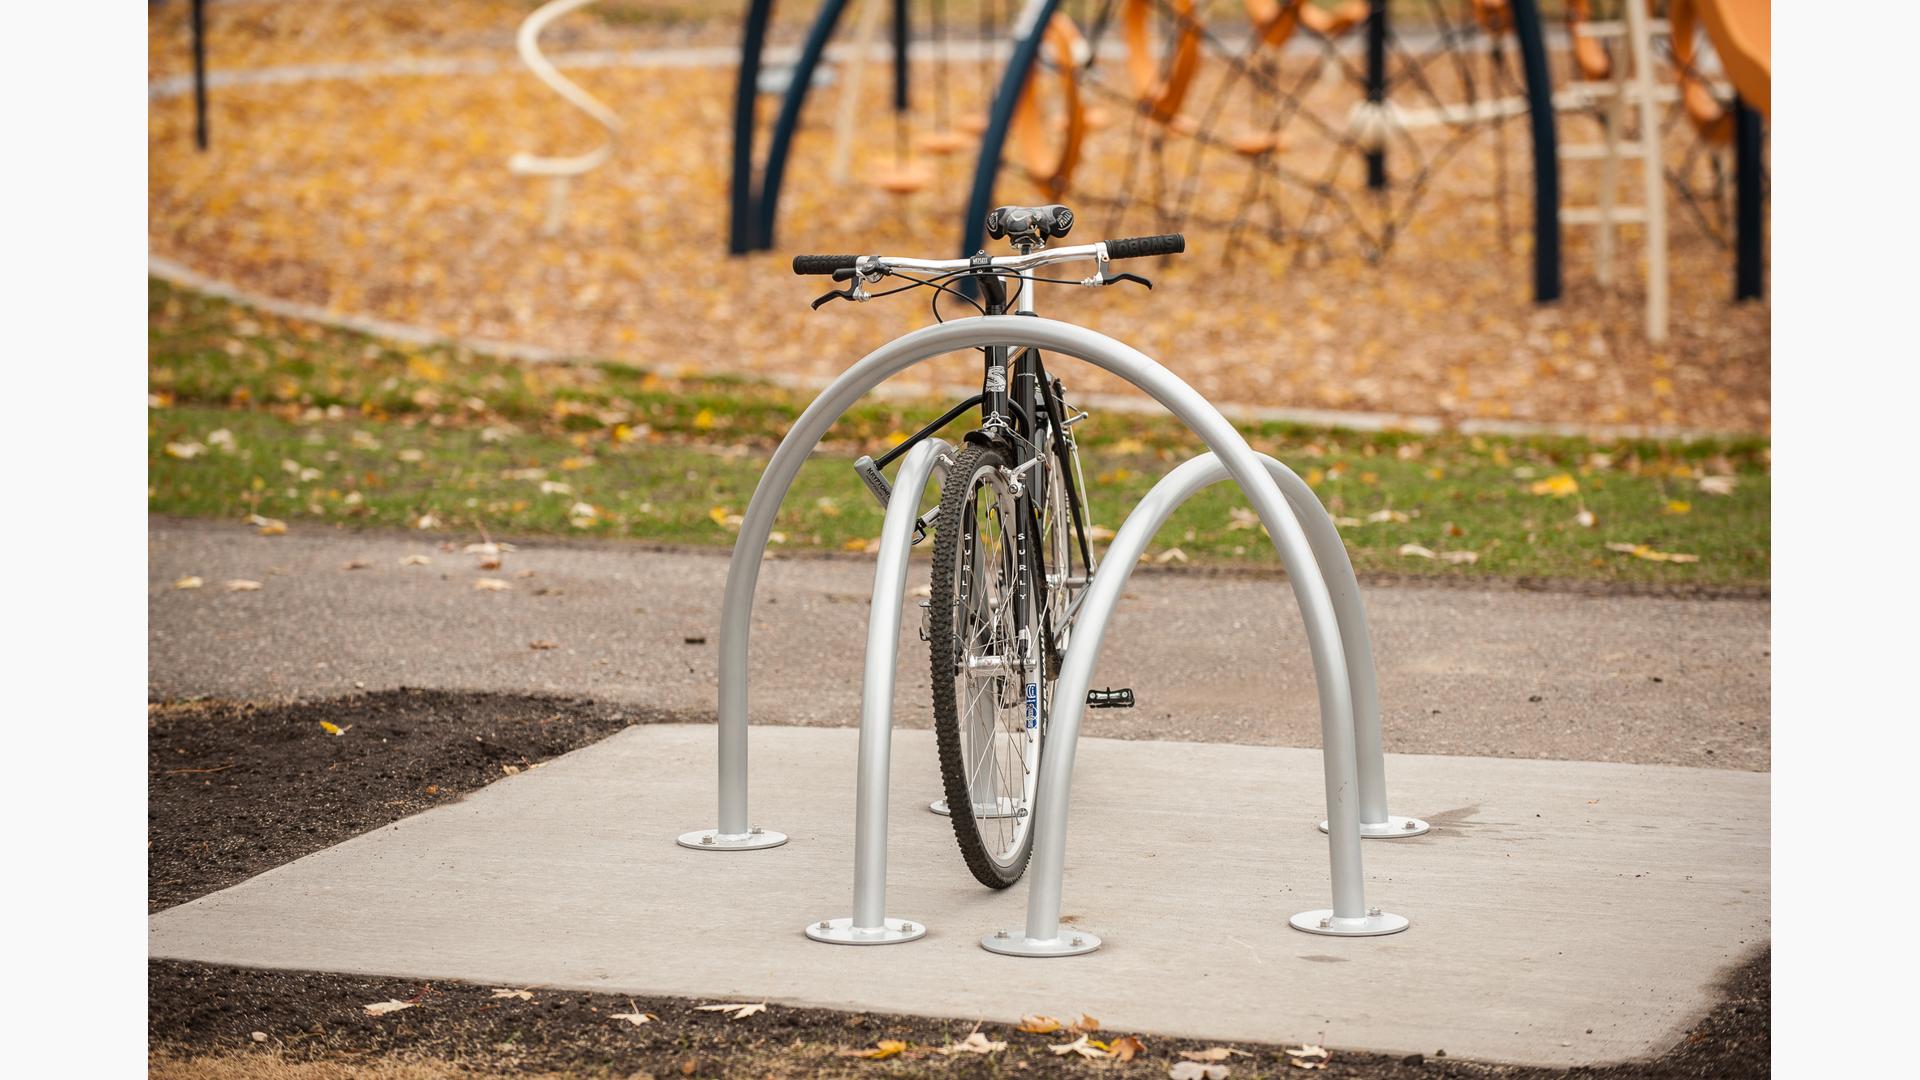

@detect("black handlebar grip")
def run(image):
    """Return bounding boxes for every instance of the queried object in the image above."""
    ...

[792,254,861,275]
[1105,234,1186,260]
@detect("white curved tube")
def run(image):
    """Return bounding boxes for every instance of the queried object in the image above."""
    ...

[848,438,952,930]
[697,316,1360,907]
[509,0,622,178]
[1020,451,1386,944]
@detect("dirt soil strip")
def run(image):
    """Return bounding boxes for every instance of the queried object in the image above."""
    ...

[150,690,1767,1078]
[148,953,1767,1079]
[149,688,682,911]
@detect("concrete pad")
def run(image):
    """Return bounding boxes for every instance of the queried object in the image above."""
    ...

[149,725,1769,1066]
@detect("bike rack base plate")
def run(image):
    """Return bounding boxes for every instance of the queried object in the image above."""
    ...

[928,797,1026,819]
[1319,815,1431,838]
[805,916,926,945]
[980,929,1102,956]
[675,828,788,851]
[1289,909,1410,937]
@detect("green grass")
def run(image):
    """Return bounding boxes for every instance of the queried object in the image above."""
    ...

[148,278,1770,585]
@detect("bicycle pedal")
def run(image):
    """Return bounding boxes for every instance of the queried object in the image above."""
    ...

[1086,687,1135,709]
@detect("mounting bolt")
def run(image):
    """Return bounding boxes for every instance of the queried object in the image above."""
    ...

[1368,907,1383,917]
[900,923,915,933]
[1071,936,1085,947]
[994,930,1010,939]
[1318,916,1332,928]
[700,835,714,845]
[818,921,831,930]
[749,825,763,835]
[1404,820,1418,830]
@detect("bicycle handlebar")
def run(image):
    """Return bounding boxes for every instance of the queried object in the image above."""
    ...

[792,254,861,275]
[1103,234,1185,260]
[789,234,1186,276]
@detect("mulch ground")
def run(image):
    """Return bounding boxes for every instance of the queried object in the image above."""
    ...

[149,950,1767,1079]
[150,689,1767,1078]
[149,3,1770,435]
[148,688,676,911]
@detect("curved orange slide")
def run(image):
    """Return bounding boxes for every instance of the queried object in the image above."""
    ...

[1694,0,1769,117]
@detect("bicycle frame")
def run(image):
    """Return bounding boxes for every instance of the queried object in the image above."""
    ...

[870,255,1097,663]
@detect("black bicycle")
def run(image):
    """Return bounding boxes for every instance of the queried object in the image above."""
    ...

[795,203,1183,887]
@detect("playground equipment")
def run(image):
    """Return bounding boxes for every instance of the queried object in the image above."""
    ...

[509,0,624,235]
[1548,0,1770,328]
[732,0,1566,297]
[678,228,1428,952]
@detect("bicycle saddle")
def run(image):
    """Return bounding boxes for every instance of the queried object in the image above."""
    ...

[985,203,1075,247]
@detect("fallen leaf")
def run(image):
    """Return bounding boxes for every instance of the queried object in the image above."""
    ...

[937,1032,1006,1055]
[319,721,350,736]
[250,1032,268,1043]
[609,998,653,1026]
[1440,550,1479,565]
[1087,525,1116,542]
[173,575,204,590]
[1181,1047,1250,1062]
[1365,507,1409,524]
[1285,1044,1332,1069]
[1049,1034,1105,1059]
[529,640,560,650]
[249,514,288,536]
[415,514,440,530]
[1017,1015,1064,1034]
[1605,542,1700,564]
[1664,500,1691,515]
[1153,547,1188,564]
[1226,507,1260,531]
[1076,1014,1101,1033]
[224,579,263,592]
[695,1002,766,1020]
[501,763,521,776]
[1528,473,1579,497]
[1107,1034,1147,1061]
[474,578,512,591]
[1575,508,1597,528]
[399,554,432,566]
[1397,544,1437,560]
[362,1000,414,1016]
[341,559,370,570]
[1170,1063,1230,1080]
[164,440,206,459]
[841,1039,907,1059]
[1698,475,1737,496]
[490,988,533,1001]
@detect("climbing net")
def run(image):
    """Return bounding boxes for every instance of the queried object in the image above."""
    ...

[877,1,1545,265]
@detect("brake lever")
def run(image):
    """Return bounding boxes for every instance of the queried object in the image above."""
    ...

[1105,271,1153,290]
[811,287,859,310]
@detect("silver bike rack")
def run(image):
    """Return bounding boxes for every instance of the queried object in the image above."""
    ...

[678,316,1428,952]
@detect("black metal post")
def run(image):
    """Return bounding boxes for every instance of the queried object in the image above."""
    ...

[959,0,1065,261]
[891,0,910,114]
[191,0,209,151]
[1510,0,1561,302]
[729,0,777,254]
[753,0,854,250]
[1733,96,1764,300]
[1364,0,1387,189]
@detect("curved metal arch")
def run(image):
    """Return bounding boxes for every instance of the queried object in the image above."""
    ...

[1002,450,1415,954]
[958,0,1063,260]
[807,436,953,944]
[678,316,1359,862]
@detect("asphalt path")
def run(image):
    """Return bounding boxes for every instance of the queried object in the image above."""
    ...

[148,517,1770,771]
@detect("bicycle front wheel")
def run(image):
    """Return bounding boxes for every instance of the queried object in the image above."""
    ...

[928,444,1048,889]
